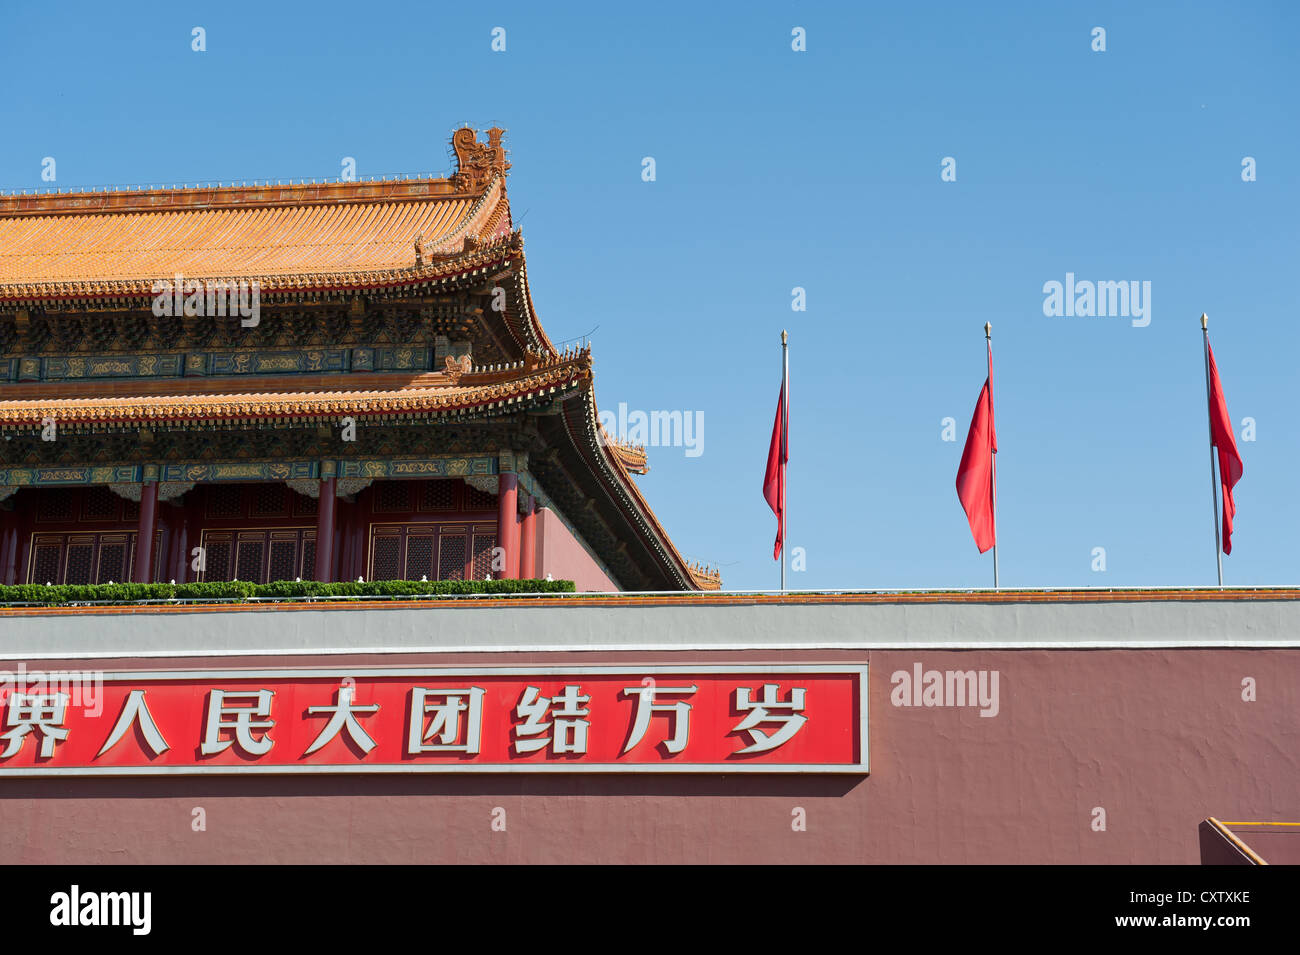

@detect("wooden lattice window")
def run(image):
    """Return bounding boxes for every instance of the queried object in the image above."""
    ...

[206,485,243,519]
[405,533,435,580]
[420,480,456,512]
[25,532,159,584]
[80,486,120,521]
[250,485,289,518]
[373,481,413,514]
[64,539,95,585]
[463,483,497,511]
[367,523,494,582]
[235,537,265,582]
[37,489,74,522]
[268,538,298,582]
[97,538,128,584]
[439,534,468,581]
[30,541,61,584]
[199,528,315,583]
[202,536,233,581]
[471,531,497,580]
[370,533,403,580]
[301,536,317,579]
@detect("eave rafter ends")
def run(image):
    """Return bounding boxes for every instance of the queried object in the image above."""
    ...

[604,434,648,474]
[0,348,593,429]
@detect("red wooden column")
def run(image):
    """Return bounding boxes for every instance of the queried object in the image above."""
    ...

[0,509,16,586]
[160,502,181,583]
[331,498,347,582]
[12,493,33,585]
[314,476,337,582]
[168,503,190,583]
[519,495,537,580]
[336,499,355,582]
[344,490,367,581]
[134,480,159,583]
[496,472,519,580]
[181,490,203,581]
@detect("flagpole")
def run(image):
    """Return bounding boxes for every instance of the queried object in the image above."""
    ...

[781,329,789,593]
[986,322,998,590]
[1201,313,1224,588]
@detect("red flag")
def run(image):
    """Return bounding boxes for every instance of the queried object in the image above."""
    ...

[1207,345,1244,554]
[763,384,786,560]
[956,369,997,554]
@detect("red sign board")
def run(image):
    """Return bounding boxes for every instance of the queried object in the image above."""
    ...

[0,666,867,775]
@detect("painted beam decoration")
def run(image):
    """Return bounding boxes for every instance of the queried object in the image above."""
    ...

[0,666,867,775]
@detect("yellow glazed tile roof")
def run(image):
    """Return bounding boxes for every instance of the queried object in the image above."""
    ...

[0,175,509,299]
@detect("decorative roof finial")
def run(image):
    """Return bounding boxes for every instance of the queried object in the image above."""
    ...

[451,126,510,193]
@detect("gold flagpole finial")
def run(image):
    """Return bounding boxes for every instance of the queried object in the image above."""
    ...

[782,329,788,345]
[984,321,991,339]
[1201,313,1208,330]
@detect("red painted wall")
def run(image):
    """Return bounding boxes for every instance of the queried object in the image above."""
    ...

[535,507,619,591]
[0,646,1294,864]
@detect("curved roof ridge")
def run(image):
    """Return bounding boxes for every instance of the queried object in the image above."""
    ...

[0,174,478,220]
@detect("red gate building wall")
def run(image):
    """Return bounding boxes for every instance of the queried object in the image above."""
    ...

[0,598,1294,864]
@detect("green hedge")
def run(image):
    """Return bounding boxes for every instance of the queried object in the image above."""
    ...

[0,578,576,606]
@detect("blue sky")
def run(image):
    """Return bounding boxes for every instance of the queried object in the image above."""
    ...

[2,1,1296,590]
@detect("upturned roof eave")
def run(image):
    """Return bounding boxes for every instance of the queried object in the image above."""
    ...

[0,351,592,427]
[552,391,718,592]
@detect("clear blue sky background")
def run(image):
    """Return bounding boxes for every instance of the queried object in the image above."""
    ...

[2,1,1296,590]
